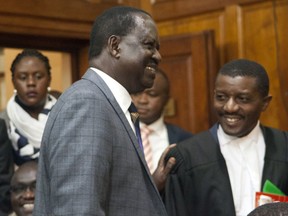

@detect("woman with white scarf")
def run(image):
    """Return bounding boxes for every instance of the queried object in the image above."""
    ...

[0,49,57,166]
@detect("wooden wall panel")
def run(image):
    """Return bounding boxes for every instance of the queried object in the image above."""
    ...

[0,0,287,131]
[0,0,143,39]
[275,0,288,123]
[156,0,288,131]
[161,56,195,131]
[160,31,217,133]
[223,5,243,60]
[0,14,91,39]
[157,11,226,64]
[0,0,117,22]
[240,1,288,130]
[152,0,263,21]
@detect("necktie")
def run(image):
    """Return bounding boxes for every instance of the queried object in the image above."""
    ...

[128,103,143,150]
[141,125,154,173]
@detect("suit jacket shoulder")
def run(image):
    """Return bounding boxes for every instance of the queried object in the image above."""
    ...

[168,129,224,173]
[165,129,235,216]
[165,123,193,144]
[261,125,288,194]
[262,125,288,161]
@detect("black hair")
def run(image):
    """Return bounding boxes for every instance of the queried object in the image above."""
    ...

[10,49,51,77]
[11,160,38,185]
[89,6,150,59]
[218,59,269,97]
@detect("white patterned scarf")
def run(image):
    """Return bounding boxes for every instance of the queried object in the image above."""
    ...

[6,94,57,165]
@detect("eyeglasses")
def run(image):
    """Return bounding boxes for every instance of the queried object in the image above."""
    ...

[10,182,36,194]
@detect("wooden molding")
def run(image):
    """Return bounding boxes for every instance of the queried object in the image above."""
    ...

[152,0,266,21]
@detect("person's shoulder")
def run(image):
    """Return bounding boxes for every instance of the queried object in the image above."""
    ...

[261,125,288,161]
[170,129,214,159]
[178,129,213,146]
[167,129,218,173]
[165,122,193,142]
[59,75,104,102]
[165,123,192,134]
[261,125,288,137]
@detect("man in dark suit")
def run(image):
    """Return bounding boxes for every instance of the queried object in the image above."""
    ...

[132,68,193,174]
[34,6,175,216]
[164,59,288,216]
[0,118,14,216]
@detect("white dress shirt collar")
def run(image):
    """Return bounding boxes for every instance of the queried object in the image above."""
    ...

[90,67,135,132]
[218,121,265,216]
[218,121,261,147]
[90,67,131,114]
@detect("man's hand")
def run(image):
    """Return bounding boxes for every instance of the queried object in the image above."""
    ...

[152,144,176,192]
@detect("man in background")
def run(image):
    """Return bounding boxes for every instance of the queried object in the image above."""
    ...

[132,68,193,174]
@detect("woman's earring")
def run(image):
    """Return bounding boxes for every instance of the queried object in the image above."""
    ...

[13,89,17,95]
[47,86,51,92]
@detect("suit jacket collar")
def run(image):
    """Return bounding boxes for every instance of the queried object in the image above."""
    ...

[82,69,158,188]
[82,69,141,152]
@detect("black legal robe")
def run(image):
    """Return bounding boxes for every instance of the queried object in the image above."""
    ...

[164,124,288,216]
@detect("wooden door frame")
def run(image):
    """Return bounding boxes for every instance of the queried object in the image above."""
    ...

[0,32,89,82]
[160,30,218,133]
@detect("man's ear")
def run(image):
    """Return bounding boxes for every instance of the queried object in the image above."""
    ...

[107,35,120,58]
[262,95,272,112]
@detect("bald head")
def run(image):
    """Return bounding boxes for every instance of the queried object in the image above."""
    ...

[11,161,37,185]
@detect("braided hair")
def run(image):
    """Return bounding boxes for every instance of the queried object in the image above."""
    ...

[10,49,51,77]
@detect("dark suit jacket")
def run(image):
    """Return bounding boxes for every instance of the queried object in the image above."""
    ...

[166,123,193,144]
[34,69,168,216]
[0,119,13,215]
[164,124,288,216]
